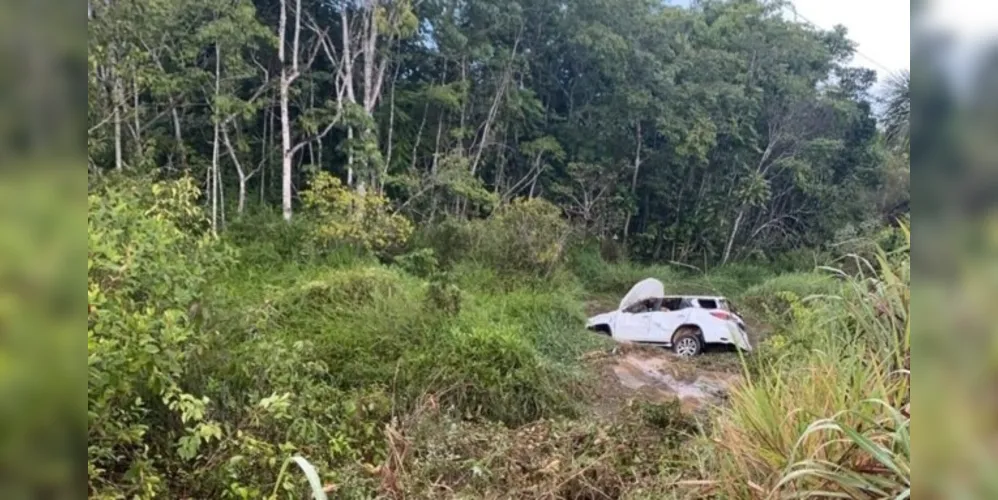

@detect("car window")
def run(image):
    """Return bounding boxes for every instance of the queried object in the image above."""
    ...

[623,302,646,314]
[662,297,683,310]
[624,298,658,314]
[698,298,718,309]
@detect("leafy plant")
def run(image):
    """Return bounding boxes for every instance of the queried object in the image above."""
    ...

[301,172,414,256]
[88,175,234,497]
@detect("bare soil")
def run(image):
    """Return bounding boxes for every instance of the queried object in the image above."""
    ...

[584,342,742,418]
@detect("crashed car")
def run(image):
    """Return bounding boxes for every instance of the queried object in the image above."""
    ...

[586,278,752,356]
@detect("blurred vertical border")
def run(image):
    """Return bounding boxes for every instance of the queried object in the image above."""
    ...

[1,0,85,497]
[912,0,998,497]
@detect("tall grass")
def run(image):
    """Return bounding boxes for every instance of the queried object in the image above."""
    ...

[704,226,910,498]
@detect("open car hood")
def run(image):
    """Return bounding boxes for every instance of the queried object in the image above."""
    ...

[619,278,665,311]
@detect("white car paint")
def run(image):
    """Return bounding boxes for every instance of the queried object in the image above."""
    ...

[586,279,752,354]
[618,277,665,311]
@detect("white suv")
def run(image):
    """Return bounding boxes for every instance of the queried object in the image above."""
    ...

[586,278,751,356]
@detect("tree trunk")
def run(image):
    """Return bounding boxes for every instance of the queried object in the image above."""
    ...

[281,81,292,221]
[346,126,354,186]
[211,43,222,234]
[262,95,274,205]
[112,65,123,170]
[622,121,642,247]
[132,74,141,158]
[171,105,184,169]
[722,207,745,265]
[279,0,293,221]
[222,124,251,216]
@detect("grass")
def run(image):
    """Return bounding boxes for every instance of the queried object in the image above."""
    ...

[89,186,910,498]
[126,243,910,498]
[698,225,910,499]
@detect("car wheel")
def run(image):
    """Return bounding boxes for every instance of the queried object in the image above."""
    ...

[672,327,703,357]
[588,324,612,336]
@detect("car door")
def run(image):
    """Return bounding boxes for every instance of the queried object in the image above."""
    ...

[647,309,689,343]
[613,310,652,342]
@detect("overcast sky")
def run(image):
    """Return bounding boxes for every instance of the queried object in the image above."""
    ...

[789,0,910,84]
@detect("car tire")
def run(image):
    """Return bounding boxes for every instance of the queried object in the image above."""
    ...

[588,324,612,337]
[672,327,703,357]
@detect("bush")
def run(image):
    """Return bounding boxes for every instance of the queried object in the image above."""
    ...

[301,171,414,257]
[88,175,234,497]
[393,247,440,278]
[406,323,580,425]
[416,199,571,278]
[484,198,569,272]
[737,272,842,319]
[224,208,322,265]
[408,217,475,270]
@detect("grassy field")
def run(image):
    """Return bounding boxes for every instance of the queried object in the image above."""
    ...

[87,178,909,499]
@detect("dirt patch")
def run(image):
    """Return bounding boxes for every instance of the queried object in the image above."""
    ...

[585,343,740,416]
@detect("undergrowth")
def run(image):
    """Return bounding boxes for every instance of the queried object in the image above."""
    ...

[88,175,909,499]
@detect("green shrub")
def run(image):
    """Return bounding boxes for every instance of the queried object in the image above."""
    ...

[393,247,440,278]
[224,207,354,267]
[301,171,414,257]
[476,198,570,276]
[416,199,571,278]
[409,217,475,269]
[425,275,462,316]
[88,175,234,497]
[404,323,581,425]
[737,272,842,319]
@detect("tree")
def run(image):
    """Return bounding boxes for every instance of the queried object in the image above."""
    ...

[882,69,910,155]
[86,0,900,266]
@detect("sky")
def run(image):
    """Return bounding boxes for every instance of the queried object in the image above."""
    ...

[788,0,910,85]
[665,0,913,91]
[794,0,998,96]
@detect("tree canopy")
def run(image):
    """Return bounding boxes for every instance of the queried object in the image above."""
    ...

[88,0,902,265]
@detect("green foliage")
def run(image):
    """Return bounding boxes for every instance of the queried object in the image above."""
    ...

[392,247,440,278]
[476,198,570,276]
[737,272,843,320]
[88,0,912,492]
[89,0,903,266]
[706,226,910,498]
[88,175,234,497]
[301,172,414,256]
[414,198,571,278]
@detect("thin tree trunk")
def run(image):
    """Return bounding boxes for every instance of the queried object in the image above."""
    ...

[722,208,745,265]
[622,121,641,247]
[112,64,123,170]
[222,124,250,215]
[458,57,467,156]
[308,83,316,166]
[382,63,399,195]
[279,0,294,221]
[211,43,222,234]
[346,126,354,186]
[133,74,141,148]
[171,105,184,168]
[262,97,275,205]
[470,34,519,176]
[218,143,226,229]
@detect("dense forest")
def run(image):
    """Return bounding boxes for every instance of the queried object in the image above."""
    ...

[86,0,911,498]
[88,0,907,263]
